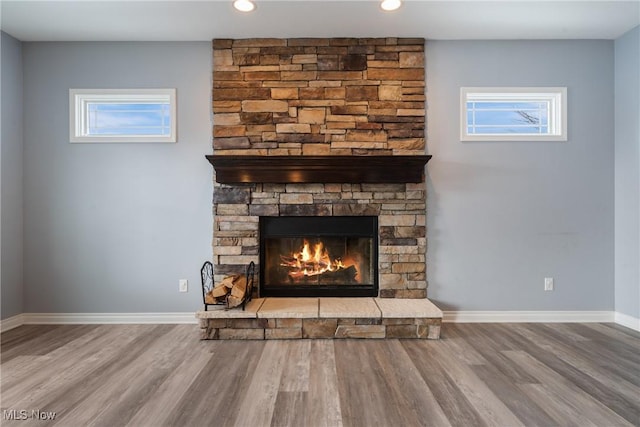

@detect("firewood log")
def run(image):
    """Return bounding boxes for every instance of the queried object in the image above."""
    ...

[204,290,217,305]
[231,275,248,299]
[227,295,243,309]
[222,275,237,289]
[211,283,229,298]
[319,265,358,283]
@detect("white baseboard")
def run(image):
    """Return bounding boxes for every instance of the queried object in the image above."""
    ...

[614,312,640,331]
[1,314,26,332]
[23,312,198,325]
[4,311,636,331]
[1,313,197,332]
[443,310,614,323]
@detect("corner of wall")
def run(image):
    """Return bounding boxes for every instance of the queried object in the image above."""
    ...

[614,25,640,322]
[0,31,25,320]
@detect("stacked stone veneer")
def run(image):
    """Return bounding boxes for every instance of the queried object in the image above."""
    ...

[197,298,442,340]
[212,38,427,298]
[201,317,441,340]
[213,37,425,155]
[199,310,441,340]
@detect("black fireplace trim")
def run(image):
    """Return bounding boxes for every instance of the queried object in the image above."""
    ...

[262,286,377,298]
[259,216,379,298]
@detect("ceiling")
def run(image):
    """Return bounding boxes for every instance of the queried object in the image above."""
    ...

[1,0,639,42]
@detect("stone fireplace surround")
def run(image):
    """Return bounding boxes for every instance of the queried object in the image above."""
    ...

[213,181,427,299]
[211,37,428,299]
[197,37,442,339]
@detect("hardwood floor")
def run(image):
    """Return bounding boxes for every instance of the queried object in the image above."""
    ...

[1,323,639,427]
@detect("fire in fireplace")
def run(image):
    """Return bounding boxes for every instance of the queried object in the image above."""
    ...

[259,216,378,297]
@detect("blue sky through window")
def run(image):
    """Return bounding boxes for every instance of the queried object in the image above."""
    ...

[87,102,171,136]
[466,101,549,134]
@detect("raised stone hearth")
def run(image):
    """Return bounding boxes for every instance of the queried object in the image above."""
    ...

[196,298,442,340]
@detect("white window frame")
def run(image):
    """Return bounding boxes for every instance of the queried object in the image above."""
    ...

[69,88,177,143]
[460,87,567,142]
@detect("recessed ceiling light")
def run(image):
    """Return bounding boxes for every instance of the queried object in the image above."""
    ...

[233,0,256,12]
[380,0,402,11]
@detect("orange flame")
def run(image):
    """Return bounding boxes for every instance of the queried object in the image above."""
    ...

[280,239,350,279]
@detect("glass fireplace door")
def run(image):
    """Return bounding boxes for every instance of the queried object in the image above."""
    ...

[259,216,378,297]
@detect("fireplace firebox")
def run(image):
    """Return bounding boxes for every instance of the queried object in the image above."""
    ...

[259,216,378,297]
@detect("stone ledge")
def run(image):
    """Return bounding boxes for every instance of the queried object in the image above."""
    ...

[257,297,319,318]
[320,297,381,318]
[196,297,442,340]
[374,297,442,318]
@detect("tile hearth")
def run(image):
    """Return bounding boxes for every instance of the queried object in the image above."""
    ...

[196,298,442,340]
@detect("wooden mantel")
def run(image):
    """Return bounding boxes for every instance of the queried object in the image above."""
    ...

[206,155,431,184]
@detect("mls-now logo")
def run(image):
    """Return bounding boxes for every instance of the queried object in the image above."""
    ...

[3,409,56,420]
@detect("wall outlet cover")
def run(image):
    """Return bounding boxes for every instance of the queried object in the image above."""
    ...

[544,277,554,291]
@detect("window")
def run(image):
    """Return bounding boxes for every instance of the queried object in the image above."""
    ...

[70,89,176,143]
[460,87,567,141]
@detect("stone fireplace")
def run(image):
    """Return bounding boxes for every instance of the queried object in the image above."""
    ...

[209,37,428,299]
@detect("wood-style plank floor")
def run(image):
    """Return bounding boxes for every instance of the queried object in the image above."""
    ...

[1,323,639,427]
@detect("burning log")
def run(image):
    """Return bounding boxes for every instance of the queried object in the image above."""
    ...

[278,239,359,284]
[286,264,358,284]
[319,265,358,282]
[280,255,297,264]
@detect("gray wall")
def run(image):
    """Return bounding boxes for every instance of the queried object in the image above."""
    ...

[18,39,619,314]
[22,42,212,313]
[1,32,24,320]
[426,40,615,311]
[614,26,640,320]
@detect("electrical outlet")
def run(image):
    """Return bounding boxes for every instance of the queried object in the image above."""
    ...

[179,279,188,293]
[544,277,554,291]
